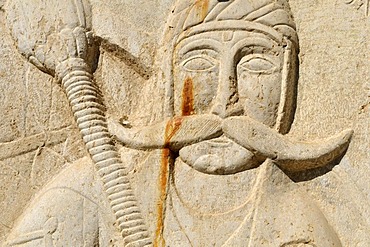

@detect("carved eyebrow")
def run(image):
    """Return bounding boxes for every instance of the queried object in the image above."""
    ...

[231,37,279,54]
[177,38,222,56]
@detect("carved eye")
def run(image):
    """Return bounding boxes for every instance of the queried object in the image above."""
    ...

[181,55,217,72]
[238,55,277,74]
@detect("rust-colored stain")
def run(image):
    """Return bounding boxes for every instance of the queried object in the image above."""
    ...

[164,117,183,145]
[182,77,195,116]
[154,117,183,247]
[154,148,170,247]
[195,0,209,21]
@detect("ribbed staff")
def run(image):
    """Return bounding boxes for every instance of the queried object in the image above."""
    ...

[58,58,152,247]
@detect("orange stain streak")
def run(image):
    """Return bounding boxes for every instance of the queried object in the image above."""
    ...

[154,117,183,247]
[195,0,209,21]
[182,77,195,116]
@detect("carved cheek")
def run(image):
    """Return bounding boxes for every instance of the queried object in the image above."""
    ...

[173,59,219,116]
[237,69,282,128]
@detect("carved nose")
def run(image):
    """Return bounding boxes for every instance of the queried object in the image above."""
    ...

[211,63,238,118]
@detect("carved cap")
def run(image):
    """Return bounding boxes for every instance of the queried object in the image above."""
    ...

[169,0,298,46]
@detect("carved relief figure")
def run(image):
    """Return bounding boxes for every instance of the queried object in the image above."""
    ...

[3,0,353,246]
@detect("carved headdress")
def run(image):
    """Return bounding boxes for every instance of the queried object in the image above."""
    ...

[159,0,298,134]
[174,0,298,45]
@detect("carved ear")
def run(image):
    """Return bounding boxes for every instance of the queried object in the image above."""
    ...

[275,38,298,134]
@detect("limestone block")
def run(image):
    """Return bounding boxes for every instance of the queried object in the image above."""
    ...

[0,0,368,246]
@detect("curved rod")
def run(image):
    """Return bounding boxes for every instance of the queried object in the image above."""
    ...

[56,58,152,247]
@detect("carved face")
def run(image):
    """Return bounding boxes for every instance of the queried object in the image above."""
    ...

[173,30,284,127]
[173,30,286,174]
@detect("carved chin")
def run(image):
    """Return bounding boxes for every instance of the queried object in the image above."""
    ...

[179,136,259,175]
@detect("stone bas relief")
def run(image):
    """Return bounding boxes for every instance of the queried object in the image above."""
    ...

[344,0,370,15]
[1,0,367,246]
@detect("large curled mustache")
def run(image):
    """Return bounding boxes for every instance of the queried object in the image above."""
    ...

[108,115,353,173]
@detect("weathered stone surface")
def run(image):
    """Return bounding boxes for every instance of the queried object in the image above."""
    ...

[0,0,369,246]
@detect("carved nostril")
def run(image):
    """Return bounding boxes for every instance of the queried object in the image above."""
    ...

[212,103,244,118]
[211,103,227,118]
[211,104,225,118]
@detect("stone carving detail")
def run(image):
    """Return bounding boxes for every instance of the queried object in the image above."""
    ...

[6,218,58,246]
[3,0,355,246]
[5,0,151,246]
[344,0,370,15]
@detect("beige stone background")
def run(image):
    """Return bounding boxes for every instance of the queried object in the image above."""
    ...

[0,0,369,245]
